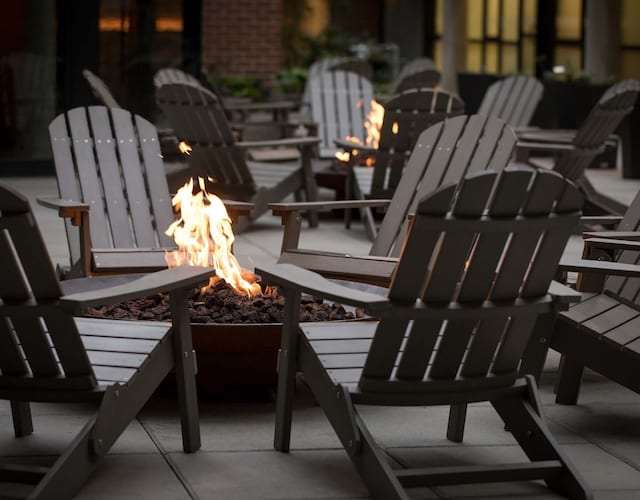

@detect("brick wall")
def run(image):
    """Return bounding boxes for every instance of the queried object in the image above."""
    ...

[201,0,283,81]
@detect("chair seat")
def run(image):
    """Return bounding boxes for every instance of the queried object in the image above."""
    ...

[77,317,170,387]
[247,161,303,190]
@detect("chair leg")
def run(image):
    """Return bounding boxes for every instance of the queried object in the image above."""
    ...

[10,401,33,437]
[348,413,410,500]
[492,376,590,500]
[555,355,584,405]
[29,417,101,500]
[274,290,301,452]
[169,289,201,453]
[446,403,467,443]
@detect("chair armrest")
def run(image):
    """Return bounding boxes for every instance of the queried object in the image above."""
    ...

[270,200,391,252]
[270,199,391,215]
[59,266,213,313]
[584,237,640,252]
[279,249,397,287]
[220,199,254,219]
[515,140,577,153]
[256,263,390,310]
[557,257,640,277]
[582,230,640,241]
[334,139,376,154]
[236,136,321,149]
[548,281,582,306]
[37,197,89,225]
[580,215,623,227]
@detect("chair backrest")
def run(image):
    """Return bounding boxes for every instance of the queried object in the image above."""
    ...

[308,57,373,81]
[367,88,465,198]
[155,81,258,199]
[554,79,640,181]
[359,167,582,394]
[0,183,97,393]
[370,114,517,258]
[390,57,440,94]
[153,67,203,89]
[82,69,122,109]
[477,74,543,128]
[306,70,375,157]
[49,106,175,264]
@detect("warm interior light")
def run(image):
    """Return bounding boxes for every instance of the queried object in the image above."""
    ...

[164,177,261,297]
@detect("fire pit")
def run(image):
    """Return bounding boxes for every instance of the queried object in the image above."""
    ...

[86,280,362,396]
[83,177,362,398]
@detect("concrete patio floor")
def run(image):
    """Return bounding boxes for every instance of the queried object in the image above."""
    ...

[2,168,640,499]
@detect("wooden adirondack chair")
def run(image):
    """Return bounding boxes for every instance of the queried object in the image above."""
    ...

[270,114,517,284]
[389,57,440,94]
[517,78,640,215]
[302,70,375,159]
[336,88,465,238]
[42,105,252,278]
[477,74,543,128]
[257,166,590,500]
[535,184,640,406]
[0,182,211,499]
[82,69,122,109]
[155,81,320,228]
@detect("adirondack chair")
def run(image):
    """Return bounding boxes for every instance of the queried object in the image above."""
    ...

[389,57,440,94]
[256,166,590,500]
[307,56,374,81]
[336,88,465,239]
[0,182,211,499]
[537,184,640,406]
[271,114,517,285]
[82,69,121,109]
[302,70,375,159]
[41,105,252,278]
[477,74,543,128]
[517,78,640,215]
[155,81,320,228]
[82,69,184,161]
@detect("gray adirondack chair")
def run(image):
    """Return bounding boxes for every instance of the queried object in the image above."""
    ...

[82,69,121,109]
[517,78,640,215]
[307,56,374,81]
[270,114,517,285]
[0,182,211,499]
[389,57,440,94]
[540,185,640,406]
[155,81,320,228]
[42,105,252,277]
[477,74,543,128]
[336,88,465,238]
[302,70,375,158]
[257,166,590,500]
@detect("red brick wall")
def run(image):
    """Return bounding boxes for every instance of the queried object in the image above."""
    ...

[201,0,283,80]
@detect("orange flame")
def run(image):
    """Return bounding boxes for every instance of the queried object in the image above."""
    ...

[334,100,386,164]
[164,177,261,297]
[178,141,192,155]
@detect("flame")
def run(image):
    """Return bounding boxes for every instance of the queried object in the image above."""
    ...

[392,121,399,134]
[178,141,192,155]
[334,100,385,164]
[164,177,261,297]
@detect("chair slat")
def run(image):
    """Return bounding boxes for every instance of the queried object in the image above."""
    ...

[88,106,135,249]
[67,107,111,249]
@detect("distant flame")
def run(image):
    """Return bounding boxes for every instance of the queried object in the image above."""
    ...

[164,177,261,296]
[178,141,192,155]
[392,121,399,134]
[335,100,386,165]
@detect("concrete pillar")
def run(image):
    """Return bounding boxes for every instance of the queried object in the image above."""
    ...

[441,0,467,95]
[584,0,621,82]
